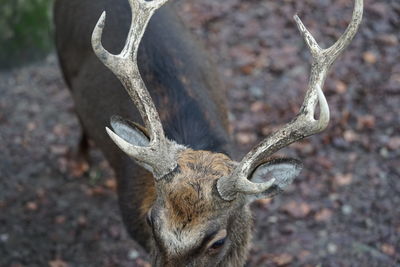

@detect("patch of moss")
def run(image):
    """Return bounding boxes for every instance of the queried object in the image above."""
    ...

[0,0,53,69]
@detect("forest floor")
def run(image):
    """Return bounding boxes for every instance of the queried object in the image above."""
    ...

[1,0,399,266]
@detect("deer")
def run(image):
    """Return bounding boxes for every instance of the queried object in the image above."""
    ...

[54,0,363,266]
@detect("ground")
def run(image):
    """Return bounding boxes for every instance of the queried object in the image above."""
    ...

[0,0,399,266]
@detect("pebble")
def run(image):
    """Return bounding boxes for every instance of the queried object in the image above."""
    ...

[341,205,352,215]
[0,234,9,242]
[128,249,139,260]
[327,243,338,254]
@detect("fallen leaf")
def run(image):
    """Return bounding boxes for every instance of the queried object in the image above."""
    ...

[69,160,89,178]
[314,208,333,222]
[335,80,347,94]
[55,215,66,224]
[77,215,87,226]
[387,137,400,150]
[136,258,151,267]
[50,145,68,155]
[377,34,398,46]
[357,115,376,129]
[343,130,359,143]
[49,259,68,267]
[363,51,377,64]
[282,201,311,218]
[236,132,257,145]
[298,250,311,261]
[272,253,293,266]
[334,173,353,186]
[105,178,117,191]
[381,243,396,256]
[26,201,38,211]
[255,198,272,208]
[250,101,266,113]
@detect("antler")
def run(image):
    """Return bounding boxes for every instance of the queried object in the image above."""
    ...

[91,0,180,178]
[218,0,363,200]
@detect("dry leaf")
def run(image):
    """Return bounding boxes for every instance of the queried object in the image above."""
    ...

[387,137,400,150]
[381,243,396,256]
[26,201,38,211]
[282,201,311,218]
[357,115,376,129]
[49,259,68,267]
[272,253,293,266]
[363,51,377,64]
[335,80,347,94]
[105,178,117,191]
[315,208,333,222]
[334,173,353,186]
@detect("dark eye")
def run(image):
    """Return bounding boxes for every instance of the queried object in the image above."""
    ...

[210,237,226,250]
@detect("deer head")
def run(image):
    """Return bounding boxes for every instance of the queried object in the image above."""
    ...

[91,0,363,266]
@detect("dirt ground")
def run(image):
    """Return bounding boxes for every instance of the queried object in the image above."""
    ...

[0,0,399,266]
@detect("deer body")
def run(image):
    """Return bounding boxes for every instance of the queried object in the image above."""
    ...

[54,0,363,266]
[54,0,235,254]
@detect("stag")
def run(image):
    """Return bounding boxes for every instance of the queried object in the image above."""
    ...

[55,0,363,265]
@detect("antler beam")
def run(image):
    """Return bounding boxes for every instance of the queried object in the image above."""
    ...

[91,0,179,178]
[218,0,363,201]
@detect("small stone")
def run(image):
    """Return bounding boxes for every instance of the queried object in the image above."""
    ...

[128,249,139,260]
[341,205,352,215]
[268,216,278,224]
[327,243,337,254]
[0,233,9,242]
[379,147,389,158]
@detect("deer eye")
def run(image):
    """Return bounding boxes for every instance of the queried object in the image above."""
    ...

[206,229,227,253]
[209,237,226,250]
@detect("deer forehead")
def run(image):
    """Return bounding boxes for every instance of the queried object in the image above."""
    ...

[150,150,233,255]
[153,151,233,228]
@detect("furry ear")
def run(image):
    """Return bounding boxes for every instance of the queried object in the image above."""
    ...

[109,115,153,171]
[110,115,150,147]
[247,158,302,201]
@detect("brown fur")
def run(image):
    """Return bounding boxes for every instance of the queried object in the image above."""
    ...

[162,150,234,227]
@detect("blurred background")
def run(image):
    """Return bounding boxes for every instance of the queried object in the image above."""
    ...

[0,0,399,266]
[0,0,52,69]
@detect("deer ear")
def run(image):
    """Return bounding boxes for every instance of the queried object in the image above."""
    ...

[110,115,150,147]
[247,158,302,201]
[109,115,154,172]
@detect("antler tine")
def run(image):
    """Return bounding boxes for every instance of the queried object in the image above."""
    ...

[92,0,167,144]
[91,0,178,178]
[217,0,363,201]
